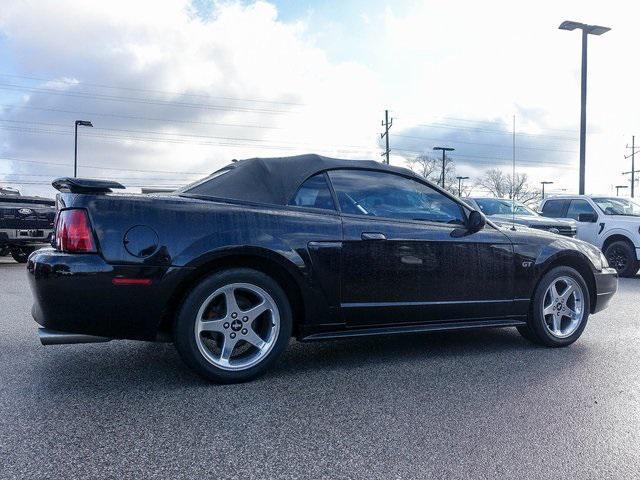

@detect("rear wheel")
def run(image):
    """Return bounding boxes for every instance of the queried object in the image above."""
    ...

[10,247,35,263]
[604,240,639,278]
[173,268,292,383]
[518,266,590,347]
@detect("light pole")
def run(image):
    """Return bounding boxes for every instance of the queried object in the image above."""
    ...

[559,20,610,195]
[74,120,93,177]
[541,181,554,199]
[615,185,628,196]
[456,176,469,196]
[433,146,455,188]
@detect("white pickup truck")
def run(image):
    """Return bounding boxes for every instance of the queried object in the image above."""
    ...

[539,195,640,277]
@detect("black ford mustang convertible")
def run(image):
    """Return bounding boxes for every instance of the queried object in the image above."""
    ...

[28,154,618,383]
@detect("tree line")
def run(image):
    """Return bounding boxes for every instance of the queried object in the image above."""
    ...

[406,153,542,205]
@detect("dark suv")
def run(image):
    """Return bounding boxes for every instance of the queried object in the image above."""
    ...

[466,197,577,237]
[0,194,56,262]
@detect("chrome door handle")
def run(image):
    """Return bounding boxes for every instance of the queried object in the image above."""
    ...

[361,232,387,241]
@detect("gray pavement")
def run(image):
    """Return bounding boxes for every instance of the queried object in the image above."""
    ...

[1,260,639,479]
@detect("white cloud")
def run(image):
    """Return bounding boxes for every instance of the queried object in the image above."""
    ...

[0,0,383,196]
[0,0,638,198]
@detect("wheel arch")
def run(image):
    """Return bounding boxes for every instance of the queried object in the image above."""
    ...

[157,248,308,338]
[602,233,635,253]
[535,252,597,314]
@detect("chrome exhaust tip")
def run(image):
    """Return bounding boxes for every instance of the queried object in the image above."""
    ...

[38,327,112,346]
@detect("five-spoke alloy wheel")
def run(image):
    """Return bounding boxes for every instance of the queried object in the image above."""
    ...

[174,268,292,383]
[541,276,583,339]
[518,266,590,347]
[194,283,280,371]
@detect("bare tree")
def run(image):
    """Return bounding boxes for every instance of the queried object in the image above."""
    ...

[406,153,459,195]
[476,168,541,205]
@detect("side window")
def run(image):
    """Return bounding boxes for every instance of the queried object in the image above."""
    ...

[566,200,596,221]
[327,169,465,225]
[541,200,568,218]
[289,173,336,211]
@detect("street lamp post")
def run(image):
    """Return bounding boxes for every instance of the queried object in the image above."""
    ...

[615,185,628,196]
[541,181,554,199]
[74,120,93,177]
[559,20,610,195]
[433,146,455,188]
[456,176,469,196]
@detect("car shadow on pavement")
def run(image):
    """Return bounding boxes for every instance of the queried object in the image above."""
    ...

[30,326,589,394]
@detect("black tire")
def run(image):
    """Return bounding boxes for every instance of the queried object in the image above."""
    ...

[10,247,34,263]
[521,266,590,347]
[604,240,639,278]
[173,268,292,384]
[516,325,537,343]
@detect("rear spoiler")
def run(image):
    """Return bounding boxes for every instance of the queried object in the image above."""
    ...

[52,177,126,194]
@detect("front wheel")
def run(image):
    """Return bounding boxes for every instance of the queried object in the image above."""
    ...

[173,268,292,383]
[518,266,590,347]
[604,240,639,278]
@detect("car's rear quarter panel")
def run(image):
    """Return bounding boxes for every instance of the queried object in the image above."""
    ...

[43,193,342,339]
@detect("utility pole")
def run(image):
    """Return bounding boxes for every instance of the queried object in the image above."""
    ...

[622,169,640,194]
[433,146,455,188]
[625,135,638,198]
[541,181,554,199]
[380,110,393,165]
[456,176,469,197]
[615,185,628,196]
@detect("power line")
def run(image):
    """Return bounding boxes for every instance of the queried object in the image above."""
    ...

[0,72,304,106]
[0,120,378,151]
[413,122,578,141]
[393,112,579,139]
[0,104,281,130]
[392,133,577,153]
[0,156,209,176]
[0,125,575,170]
[439,116,578,135]
[0,124,380,156]
[0,83,297,115]
[0,121,577,161]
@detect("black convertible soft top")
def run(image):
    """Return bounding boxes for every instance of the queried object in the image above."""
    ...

[182,154,417,205]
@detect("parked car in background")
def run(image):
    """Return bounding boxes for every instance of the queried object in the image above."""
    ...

[28,155,617,383]
[465,197,577,237]
[540,195,640,277]
[0,193,56,262]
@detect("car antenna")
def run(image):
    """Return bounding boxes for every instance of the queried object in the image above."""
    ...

[511,114,517,231]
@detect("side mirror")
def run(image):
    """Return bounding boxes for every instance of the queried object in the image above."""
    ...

[467,210,486,233]
[578,212,597,223]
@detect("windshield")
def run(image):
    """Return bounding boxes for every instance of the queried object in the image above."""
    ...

[473,198,538,216]
[592,197,640,216]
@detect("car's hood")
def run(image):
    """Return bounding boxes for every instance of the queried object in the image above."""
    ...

[489,214,575,227]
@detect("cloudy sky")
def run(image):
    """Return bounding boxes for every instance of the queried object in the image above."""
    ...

[0,0,637,198]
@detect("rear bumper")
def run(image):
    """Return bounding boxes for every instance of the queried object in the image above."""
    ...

[27,248,191,341]
[592,267,618,314]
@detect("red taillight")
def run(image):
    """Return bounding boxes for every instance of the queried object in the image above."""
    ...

[55,209,96,253]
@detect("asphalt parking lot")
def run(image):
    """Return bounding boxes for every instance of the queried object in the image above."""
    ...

[1,257,639,480]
